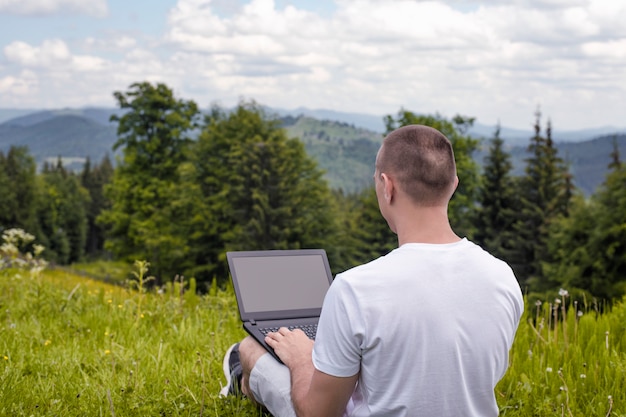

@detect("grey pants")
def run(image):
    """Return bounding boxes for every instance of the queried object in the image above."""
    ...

[249,353,297,417]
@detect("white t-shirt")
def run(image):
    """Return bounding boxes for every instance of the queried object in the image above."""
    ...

[312,238,524,417]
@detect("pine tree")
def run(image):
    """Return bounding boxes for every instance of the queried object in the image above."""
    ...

[545,159,626,300]
[0,146,38,233]
[511,110,574,290]
[474,124,518,262]
[36,161,89,264]
[81,155,114,257]
[609,135,621,170]
[351,187,396,263]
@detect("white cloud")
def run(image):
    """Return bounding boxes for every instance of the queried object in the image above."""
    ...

[1,0,625,129]
[4,39,110,72]
[84,36,137,51]
[4,39,72,67]
[0,0,108,17]
[0,69,39,103]
[149,0,626,128]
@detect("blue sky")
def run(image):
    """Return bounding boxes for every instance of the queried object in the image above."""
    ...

[1,0,625,131]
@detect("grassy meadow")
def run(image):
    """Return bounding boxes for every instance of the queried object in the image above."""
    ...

[1,263,624,416]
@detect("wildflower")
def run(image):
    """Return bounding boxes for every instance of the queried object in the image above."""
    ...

[3,356,8,360]
[580,374,586,379]
[107,299,112,304]
[558,288,569,297]
[0,242,19,257]
[44,340,51,346]
[33,244,45,257]
[546,367,553,373]
[555,298,561,304]
[105,350,111,355]
[577,311,583,317]
[535,300,542,306]
[118,304,123,309]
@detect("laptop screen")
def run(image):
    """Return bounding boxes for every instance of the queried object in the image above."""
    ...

[227,250,333,319]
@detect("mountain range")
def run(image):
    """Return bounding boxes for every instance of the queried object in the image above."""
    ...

[0,107,624,195]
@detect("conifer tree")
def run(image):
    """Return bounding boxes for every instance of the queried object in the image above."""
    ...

[0,146,38,233]
[326,189,369,274]
[583,152,626,298]
[545,153,626,300]
[511,110,573,290]
[609,135,621,170]
[351,187,396,264]
[474,124,518,261]
[36,161,89,264]
[183,101,338,283]
[81,155,113,257]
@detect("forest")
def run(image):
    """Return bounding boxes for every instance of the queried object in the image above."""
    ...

[1,81,625,304]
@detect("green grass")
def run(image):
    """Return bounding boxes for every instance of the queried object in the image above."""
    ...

[66,260,134,285]
[497,296,626,416]
[0,267,266,416]
[1,266,625,416]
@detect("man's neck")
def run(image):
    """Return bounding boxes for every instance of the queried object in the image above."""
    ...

[394,206,461,246]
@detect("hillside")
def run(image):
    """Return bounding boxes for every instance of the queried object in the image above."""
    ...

[0,109,119,170]
[1,109,625,195]
[282,115,383,192]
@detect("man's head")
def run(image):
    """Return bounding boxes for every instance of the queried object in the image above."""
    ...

[375,125,457,207]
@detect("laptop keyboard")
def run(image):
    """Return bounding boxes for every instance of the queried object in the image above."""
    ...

[259,324,318,340]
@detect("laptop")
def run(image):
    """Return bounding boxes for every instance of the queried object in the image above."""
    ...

[227,249,334,363]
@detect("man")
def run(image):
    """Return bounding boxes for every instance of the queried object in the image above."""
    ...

[221,124,524,416]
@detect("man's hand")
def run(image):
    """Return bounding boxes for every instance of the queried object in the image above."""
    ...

[265,327,314,368]
[265,327,358,417]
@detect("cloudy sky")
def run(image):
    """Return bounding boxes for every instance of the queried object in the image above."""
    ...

[1,0,625,130]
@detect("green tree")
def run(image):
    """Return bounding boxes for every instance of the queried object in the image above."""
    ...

[609,135,621,170]
[81,155,114,257]
[36,161,89,264]
[325,189,373,274]
[184,102,338,283]
[474,124,518,262]
[352,187,396,263]
[383,110,480,237]
[511,111,574,290]
[0,146,38,233]
[544,162,626,300]
[98,82,200,280]
[542,195,598,296]
[587,160,626,298]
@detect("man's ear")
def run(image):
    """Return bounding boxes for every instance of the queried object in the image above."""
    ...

[381,173,394,203]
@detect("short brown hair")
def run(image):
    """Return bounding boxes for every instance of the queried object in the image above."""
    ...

[376,125,457,206]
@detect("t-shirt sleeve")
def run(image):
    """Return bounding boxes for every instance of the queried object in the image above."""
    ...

[312,274,363,377]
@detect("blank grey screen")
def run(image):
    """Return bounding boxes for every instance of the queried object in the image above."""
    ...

[233,255,330,313]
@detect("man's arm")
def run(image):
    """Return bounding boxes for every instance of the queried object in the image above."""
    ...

[266,327,358,417]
